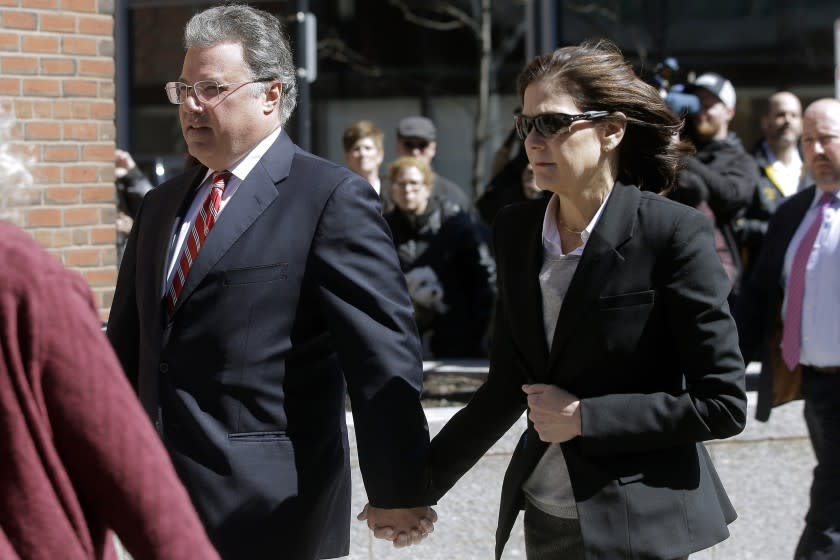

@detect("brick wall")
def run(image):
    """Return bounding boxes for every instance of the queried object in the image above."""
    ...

[0,0,116,319]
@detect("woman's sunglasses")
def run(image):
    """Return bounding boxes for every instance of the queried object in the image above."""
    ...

[513,111,611,140]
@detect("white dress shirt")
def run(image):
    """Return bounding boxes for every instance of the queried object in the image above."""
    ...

[163,127,282,294]
[782,188,840,367]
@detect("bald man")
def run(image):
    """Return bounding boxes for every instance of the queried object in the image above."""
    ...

[737,98,840,559]
[737,92,809,279]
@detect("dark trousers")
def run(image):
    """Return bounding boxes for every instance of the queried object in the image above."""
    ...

[795,368,840,560]
[523,501,688,560]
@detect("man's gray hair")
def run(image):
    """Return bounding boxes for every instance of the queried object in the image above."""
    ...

[184,3,298,125]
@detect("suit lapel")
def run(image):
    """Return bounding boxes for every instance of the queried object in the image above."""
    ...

[546,182,639,378]
[170,131,294,316]
[506,197,551,379]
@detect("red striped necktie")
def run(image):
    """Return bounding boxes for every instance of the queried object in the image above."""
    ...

[165,170,230,315]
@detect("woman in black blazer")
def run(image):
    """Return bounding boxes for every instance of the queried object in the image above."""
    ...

[425,40,748,559]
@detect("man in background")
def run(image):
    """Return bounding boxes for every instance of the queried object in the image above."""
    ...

[737,91,808,279]
[669,72,758,296]
[737,97,840,560]
[395,115,474,214]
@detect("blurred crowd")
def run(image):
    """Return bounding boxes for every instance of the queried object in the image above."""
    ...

[112,81,811,364]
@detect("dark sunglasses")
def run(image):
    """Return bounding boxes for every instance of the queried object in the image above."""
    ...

[400,138,430,151]
[514,111,610,140]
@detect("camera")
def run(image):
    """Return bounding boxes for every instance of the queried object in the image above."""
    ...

[652,57,700,116]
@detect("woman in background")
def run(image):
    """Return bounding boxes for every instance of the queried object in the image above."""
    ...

[384,156,495,358]
[0,115,219,560]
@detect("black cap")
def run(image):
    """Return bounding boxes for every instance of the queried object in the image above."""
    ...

[397,116,436,141]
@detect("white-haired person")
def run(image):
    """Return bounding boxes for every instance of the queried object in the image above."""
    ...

[0,113,219,559]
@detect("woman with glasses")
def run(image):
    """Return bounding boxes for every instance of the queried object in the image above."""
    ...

[384,156,495,359]
[422,40,748,559]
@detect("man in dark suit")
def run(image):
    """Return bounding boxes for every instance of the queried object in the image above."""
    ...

[738,97,840,559]
[107,5,434,559]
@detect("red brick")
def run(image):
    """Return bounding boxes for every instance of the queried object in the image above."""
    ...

[63,78,97,96]
[67,100,89,118]
[26,121,61,140]
[43,144,79,161]
[35,99,57,118]
[61,36,96,55]
[82,144,112,161]
[40,13,76,32]
[82,185,116,202]
[42,57,75,75]
[3,11,38,30]
[22,35,59,54]
[90,225,115,245]
[98,122,115,141]
[71,227,89,244]
[99,206,115,223]
[31,163,61,183]
[79,15,111,35]
[24,78,61,96]
[27,207,62,227]
[32,229,53,247]
[23,0,60,8]
[64,165,98,183]
[0,0,20,6]
[63,122,96,140]
[79,58,112,77]
[0,32,19,52]
[65,247,100,266]
[2,55,38,74]
[89,100,113,119]
[14,99,33,118]
[61,0,96,12]
[63,206,99,225]
[81,267,116,287]
[46,186,80,203]
[0,77,21,95]
[51,228,74,247]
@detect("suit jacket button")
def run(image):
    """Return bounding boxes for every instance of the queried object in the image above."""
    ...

[159,363,169,373]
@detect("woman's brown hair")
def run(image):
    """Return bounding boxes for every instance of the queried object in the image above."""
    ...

[516,39,692,192]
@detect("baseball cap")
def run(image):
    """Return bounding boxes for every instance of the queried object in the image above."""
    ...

[691,73,736,110]
[397,116,436,141]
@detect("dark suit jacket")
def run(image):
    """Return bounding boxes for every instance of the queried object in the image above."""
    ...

[428,182,747,559]
[737,185,817,422]
[108,131,430,560]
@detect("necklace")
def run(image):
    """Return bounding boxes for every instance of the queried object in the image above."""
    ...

[557,220,585,235]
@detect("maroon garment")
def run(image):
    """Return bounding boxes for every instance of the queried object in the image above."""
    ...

[0,223,219,560]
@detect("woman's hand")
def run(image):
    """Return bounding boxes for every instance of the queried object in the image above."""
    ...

[522,384,582,443]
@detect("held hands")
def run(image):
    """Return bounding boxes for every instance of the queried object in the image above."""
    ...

[522,384,582,443]
[356,504,437,548]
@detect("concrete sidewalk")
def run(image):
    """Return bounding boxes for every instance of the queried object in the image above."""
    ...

[347,391,814,559]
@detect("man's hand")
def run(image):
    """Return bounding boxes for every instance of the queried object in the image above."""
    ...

[522,384,582,443]
[356,504,437,548]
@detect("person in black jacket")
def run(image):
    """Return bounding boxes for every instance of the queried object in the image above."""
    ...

[669,73,758,296]
[114,149,154,265]
[736,91,808,281]
[385,156,495,359]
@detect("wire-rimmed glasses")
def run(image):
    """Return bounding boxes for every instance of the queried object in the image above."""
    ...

[164,78,274,105]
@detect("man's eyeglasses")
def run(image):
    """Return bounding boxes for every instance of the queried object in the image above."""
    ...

[164,79,274,105]
[513,111,611,140]
[400,138,431,151]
